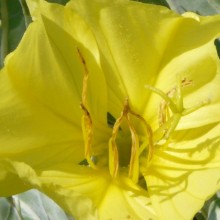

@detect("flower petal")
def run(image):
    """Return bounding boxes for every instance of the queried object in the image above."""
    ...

[68,0,181,115]
[143,12,220,128]
[68,0,220,126]
[38,165,156,220]
[143,123,220,219]
[35,0,111,145]
[0,158,157,220]
[0,0,111,196]
[0,13,85,160]
[26,0,40,21]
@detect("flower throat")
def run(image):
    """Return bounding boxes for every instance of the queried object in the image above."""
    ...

[77,48,209,186]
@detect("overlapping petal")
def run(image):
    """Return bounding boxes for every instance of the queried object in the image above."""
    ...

[1,158,156,220]
[68,0,180,116]
[38,164,156,220]
[32,0,111,150]
[68,0,220,128]
[0,0,109,195]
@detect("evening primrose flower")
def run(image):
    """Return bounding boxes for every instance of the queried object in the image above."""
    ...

[1,0,220,219]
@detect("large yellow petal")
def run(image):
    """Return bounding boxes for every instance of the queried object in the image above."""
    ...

[143,123,220,220]
[32,0,111,151]
[68,0,220,128]
[0,0,110,195]
[68,0,181,116]
[27,0,108,127]
[0,18,84,194]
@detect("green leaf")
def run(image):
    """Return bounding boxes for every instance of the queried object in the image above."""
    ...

[166,0,219,15]
[0,190,75,220]
[214,39,220,59]
[16,190,73,220]
[0,198,13,220]
[0,0,70,68]
[0,197,22,220]
[7,0,29,51]
[0,0,26,67]
[209,0,220,13]
[207,198,220,220]
[194,212,206,220]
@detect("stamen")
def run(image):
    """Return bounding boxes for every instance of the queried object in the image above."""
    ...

[146,78,193,130]
[158,101,169,127]
[129,109,153,162]
[146,78,195,134]
[145,83,181,141]
[78,48,96,169]
[109,99,154,182]
[109,137,119,178]
[163,113,181,139]
[77,48,89,106]
[175,77,193,112]
[146,77,210,143]
[145,84,178,113]
[126,114,139,183]
[80,104,96,169]
[108,108,124,178]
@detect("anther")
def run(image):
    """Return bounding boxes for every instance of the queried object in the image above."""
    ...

[78,48,96,169]
[80,103,96,169]
[128,108,153,162]
[126,115,140,183]
[108,99,154,183]
[108,107,125,178]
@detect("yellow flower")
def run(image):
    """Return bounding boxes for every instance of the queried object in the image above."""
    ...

[1,0,220,219]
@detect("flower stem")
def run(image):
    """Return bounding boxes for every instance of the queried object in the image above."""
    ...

[0,0,9,67]
[19,0,32,28]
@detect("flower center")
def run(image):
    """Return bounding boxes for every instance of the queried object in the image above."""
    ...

[77,48,210,186]
[108,98,153,183]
